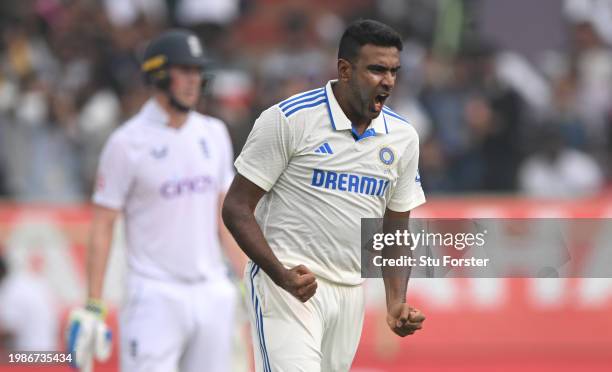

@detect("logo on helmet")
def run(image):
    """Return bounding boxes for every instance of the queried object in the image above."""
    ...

[187,36,203,57]
[142,55,167,72]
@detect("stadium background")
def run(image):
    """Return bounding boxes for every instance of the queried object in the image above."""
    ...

[1,0,612,371]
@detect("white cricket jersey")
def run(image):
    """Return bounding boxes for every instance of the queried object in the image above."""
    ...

[235,81,425,285]
[93,99,234,282]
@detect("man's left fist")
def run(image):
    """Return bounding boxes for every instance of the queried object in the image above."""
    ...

[386,303,425,337]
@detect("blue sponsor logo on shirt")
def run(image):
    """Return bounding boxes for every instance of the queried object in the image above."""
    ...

[311,169,389,196]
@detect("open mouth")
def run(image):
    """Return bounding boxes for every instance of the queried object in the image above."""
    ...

[373,93,389,112]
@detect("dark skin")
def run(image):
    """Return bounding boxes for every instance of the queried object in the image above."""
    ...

[382,209,425,337]
[333,44,401,134]
[222,177,317,302]
[222,43,425,337]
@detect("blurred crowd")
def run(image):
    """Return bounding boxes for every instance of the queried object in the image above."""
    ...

[1,0,612,202]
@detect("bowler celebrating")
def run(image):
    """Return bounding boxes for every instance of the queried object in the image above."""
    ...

[223,19,426,372]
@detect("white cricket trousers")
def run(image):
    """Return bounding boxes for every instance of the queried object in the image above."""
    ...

[120,272,237,372]
[245,261,365,372]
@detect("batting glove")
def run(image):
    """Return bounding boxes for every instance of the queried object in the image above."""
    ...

[66,299,112,370]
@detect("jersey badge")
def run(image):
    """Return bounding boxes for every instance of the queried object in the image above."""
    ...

[379,146,395,166]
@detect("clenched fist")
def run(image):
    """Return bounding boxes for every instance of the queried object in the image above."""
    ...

[278,265,318,302]
[386,303,425,337]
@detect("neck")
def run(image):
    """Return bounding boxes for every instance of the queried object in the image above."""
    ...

[154,94,189,128]
[331,81,370,131]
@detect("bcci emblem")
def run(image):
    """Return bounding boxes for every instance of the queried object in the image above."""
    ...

[378,146,395,166]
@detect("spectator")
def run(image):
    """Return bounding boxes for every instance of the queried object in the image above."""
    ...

[0,1,611,199]
[518,125,604,198]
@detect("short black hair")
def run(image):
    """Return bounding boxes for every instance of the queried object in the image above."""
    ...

[338,19,403,63]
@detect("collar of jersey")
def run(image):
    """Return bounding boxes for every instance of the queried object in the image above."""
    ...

[140,98,170,126]
[141,98,193,131]
[324,80,388,136]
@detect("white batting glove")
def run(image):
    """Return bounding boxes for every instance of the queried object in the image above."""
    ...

[66,299,112,370]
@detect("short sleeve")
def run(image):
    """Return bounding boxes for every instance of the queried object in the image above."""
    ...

[92,133,135,210]
[234,106,294,191]
[387,135,426,212]
[216,120,235,192]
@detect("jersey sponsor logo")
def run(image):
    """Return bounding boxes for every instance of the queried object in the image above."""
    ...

[310,169,389,196]
[150,146,168,159]
[160,175,213,198]
[314,142,334,154]
[379,146,395,166]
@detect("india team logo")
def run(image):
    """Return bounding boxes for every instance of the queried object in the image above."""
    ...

[378,146,395,166]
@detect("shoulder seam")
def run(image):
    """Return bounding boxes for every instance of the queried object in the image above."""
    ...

[382,106,410,125]
[284,98,327,118]
[278,87,325,109]
[279,97,327,118]
[279,91,326,113]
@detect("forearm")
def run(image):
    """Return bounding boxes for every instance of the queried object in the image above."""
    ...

[87,212,115,300]
[218,221,248,276]
[222,201,287,285]
[382,210,412,309]
[382,239,410,309]
[383,274,409,310]
[218,193,248,276]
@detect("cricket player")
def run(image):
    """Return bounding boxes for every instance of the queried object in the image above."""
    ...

[222,19,426,372]
[67,29,244,372]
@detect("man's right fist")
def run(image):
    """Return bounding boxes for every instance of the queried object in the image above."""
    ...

[280,265,318,303]
[66,299,112,370]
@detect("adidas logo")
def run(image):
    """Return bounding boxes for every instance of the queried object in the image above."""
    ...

[151,146,168,159]
[314,143,334,154]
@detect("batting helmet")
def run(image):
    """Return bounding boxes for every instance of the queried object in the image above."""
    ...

[141,29,209,89]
